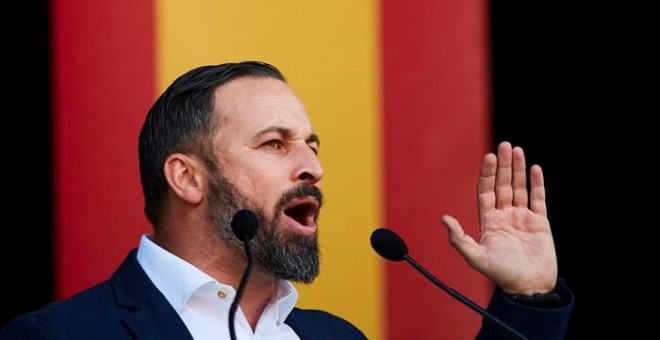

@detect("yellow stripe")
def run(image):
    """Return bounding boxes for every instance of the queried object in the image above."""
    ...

[156,1,382,338]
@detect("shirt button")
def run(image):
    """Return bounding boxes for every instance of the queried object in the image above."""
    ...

[217,290,228,299]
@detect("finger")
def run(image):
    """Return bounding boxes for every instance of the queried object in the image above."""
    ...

[477,153,497,217]
[529,164,547,216]
[441,215,483,268]
[512,146,528,207]
[495,142,513,209]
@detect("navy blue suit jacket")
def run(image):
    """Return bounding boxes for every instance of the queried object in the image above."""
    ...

[1,250,572,339]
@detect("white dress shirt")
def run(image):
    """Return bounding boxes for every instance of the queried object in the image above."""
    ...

[136,234,301,340]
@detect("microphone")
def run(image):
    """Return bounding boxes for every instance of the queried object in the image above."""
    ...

[370,228,529,340]
[228,209,260,340]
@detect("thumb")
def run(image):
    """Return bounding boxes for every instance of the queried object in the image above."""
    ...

[441,215,482,268]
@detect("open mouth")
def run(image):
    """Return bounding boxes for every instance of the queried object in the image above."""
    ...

[282,197,319,234]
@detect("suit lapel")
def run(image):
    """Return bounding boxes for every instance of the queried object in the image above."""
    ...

[123,308,193,340]
[111,249,194,340]
[286,308,313,340]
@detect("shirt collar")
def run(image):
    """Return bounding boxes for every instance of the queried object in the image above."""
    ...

[136,234,216,313]
[273,279,298,325]
[136,233,299,324]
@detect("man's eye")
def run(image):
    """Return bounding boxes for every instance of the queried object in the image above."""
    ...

[263,140,283,149]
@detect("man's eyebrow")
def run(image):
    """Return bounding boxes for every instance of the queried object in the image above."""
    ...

[253,126,291,139]
[253,127,320,146]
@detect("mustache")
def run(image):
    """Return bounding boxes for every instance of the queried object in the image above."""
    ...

[275,184,323,213]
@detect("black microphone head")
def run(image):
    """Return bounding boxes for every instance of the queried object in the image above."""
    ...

[231,209,259,242]
[370,228,408,262]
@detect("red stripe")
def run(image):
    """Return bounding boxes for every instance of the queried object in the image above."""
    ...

[52,0,154,298]
[382,0,491,338]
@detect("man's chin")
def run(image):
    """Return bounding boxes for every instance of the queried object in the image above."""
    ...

[253,264,319,284]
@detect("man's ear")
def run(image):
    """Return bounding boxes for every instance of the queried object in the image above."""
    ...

[163,153,205,204]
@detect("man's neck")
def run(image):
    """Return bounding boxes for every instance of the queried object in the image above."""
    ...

[239,271,279,330]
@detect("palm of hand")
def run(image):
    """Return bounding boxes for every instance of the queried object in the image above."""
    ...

[442,142,558,294]
[477,207,556,294]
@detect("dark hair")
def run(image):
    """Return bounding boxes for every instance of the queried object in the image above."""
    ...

[138,61,286,225]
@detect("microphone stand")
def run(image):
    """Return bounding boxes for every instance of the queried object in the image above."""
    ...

[404,254,529,340]
[229,237,253,340]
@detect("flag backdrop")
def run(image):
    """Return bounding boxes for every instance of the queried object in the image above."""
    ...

[53,0,490,338]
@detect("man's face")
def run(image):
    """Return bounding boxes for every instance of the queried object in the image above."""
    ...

[207,76,324,282]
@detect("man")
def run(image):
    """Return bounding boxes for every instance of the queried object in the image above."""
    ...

[1,61,572,339]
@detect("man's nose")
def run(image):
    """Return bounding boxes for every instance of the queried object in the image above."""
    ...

[292,145,323,184]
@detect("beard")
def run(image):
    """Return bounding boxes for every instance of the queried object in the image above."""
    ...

[206,162,322,283]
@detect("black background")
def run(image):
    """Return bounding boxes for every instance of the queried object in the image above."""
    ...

[2,0,54,329]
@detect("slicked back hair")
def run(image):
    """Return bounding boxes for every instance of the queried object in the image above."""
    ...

[138,61,286,226]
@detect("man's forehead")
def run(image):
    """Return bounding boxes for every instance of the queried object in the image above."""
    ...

[212,77,313,132]
[214,76,293,103]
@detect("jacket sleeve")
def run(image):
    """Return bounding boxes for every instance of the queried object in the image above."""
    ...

[476,280,574,340]
[1,312,67,340]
